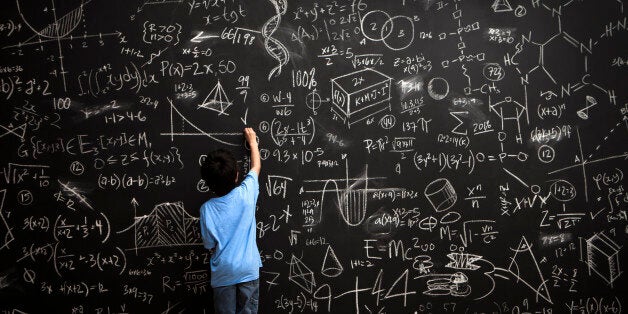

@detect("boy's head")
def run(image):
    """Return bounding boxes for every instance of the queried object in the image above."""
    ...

[201,149,239,197]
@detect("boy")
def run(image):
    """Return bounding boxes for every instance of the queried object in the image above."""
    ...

[199,127,262,314]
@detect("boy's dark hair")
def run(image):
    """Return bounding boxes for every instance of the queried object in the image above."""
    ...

[201,149,239,197]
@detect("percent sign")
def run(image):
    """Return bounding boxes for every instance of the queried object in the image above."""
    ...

[292,68,318,90]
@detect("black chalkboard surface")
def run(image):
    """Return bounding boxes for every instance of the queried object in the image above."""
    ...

[0,0,626,312]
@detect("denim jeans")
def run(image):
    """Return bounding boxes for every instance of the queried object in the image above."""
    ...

[213,279,259,314]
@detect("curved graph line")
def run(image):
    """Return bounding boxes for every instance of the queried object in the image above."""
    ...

[16,0,85,39]
[320,179,342,225]
[262,0,289,80]
[319,175,368,227]
[117,201,202,251]
[165,98,240,146]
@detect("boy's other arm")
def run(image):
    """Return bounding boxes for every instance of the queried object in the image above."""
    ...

[244,127,261,176]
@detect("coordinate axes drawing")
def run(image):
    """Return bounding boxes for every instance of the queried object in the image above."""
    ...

[5,0,122,92]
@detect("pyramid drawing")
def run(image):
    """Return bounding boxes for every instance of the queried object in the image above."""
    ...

[491,0,513,12]
[198,80,233,115]
[321,245,344,277]
[507,236,552,304]
[289,255,316,293]
[120,201,202,249]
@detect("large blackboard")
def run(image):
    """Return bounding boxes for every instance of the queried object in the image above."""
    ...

[0,0,626,312]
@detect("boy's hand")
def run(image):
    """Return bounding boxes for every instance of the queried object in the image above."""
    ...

[244,127,261,176]
[244,127,257,147]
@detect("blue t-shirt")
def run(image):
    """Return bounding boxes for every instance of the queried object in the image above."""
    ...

[199,170,262,287]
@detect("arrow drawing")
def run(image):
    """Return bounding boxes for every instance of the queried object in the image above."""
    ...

[190,31,219,43]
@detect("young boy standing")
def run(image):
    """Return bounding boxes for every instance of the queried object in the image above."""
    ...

[199,127,262,314]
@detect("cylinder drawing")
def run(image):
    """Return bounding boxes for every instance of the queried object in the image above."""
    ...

[424,178,457,212]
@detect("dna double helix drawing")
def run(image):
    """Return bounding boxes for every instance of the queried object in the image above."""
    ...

[262,0,289,80]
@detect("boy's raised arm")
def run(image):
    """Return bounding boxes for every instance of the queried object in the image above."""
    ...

[244,127,261,176]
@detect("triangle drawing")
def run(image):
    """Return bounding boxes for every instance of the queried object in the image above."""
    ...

[492,0,513,12]
[507,236,552,304]
[0,122,27,142]
[198,80,233,115]
[0,189,15,250]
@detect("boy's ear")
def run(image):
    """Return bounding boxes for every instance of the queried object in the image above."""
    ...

[234,171,239,183]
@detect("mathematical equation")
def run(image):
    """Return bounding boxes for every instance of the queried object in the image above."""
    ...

[0,0,626,313]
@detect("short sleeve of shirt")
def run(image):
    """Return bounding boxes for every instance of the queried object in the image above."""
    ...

[240,170,259,202]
